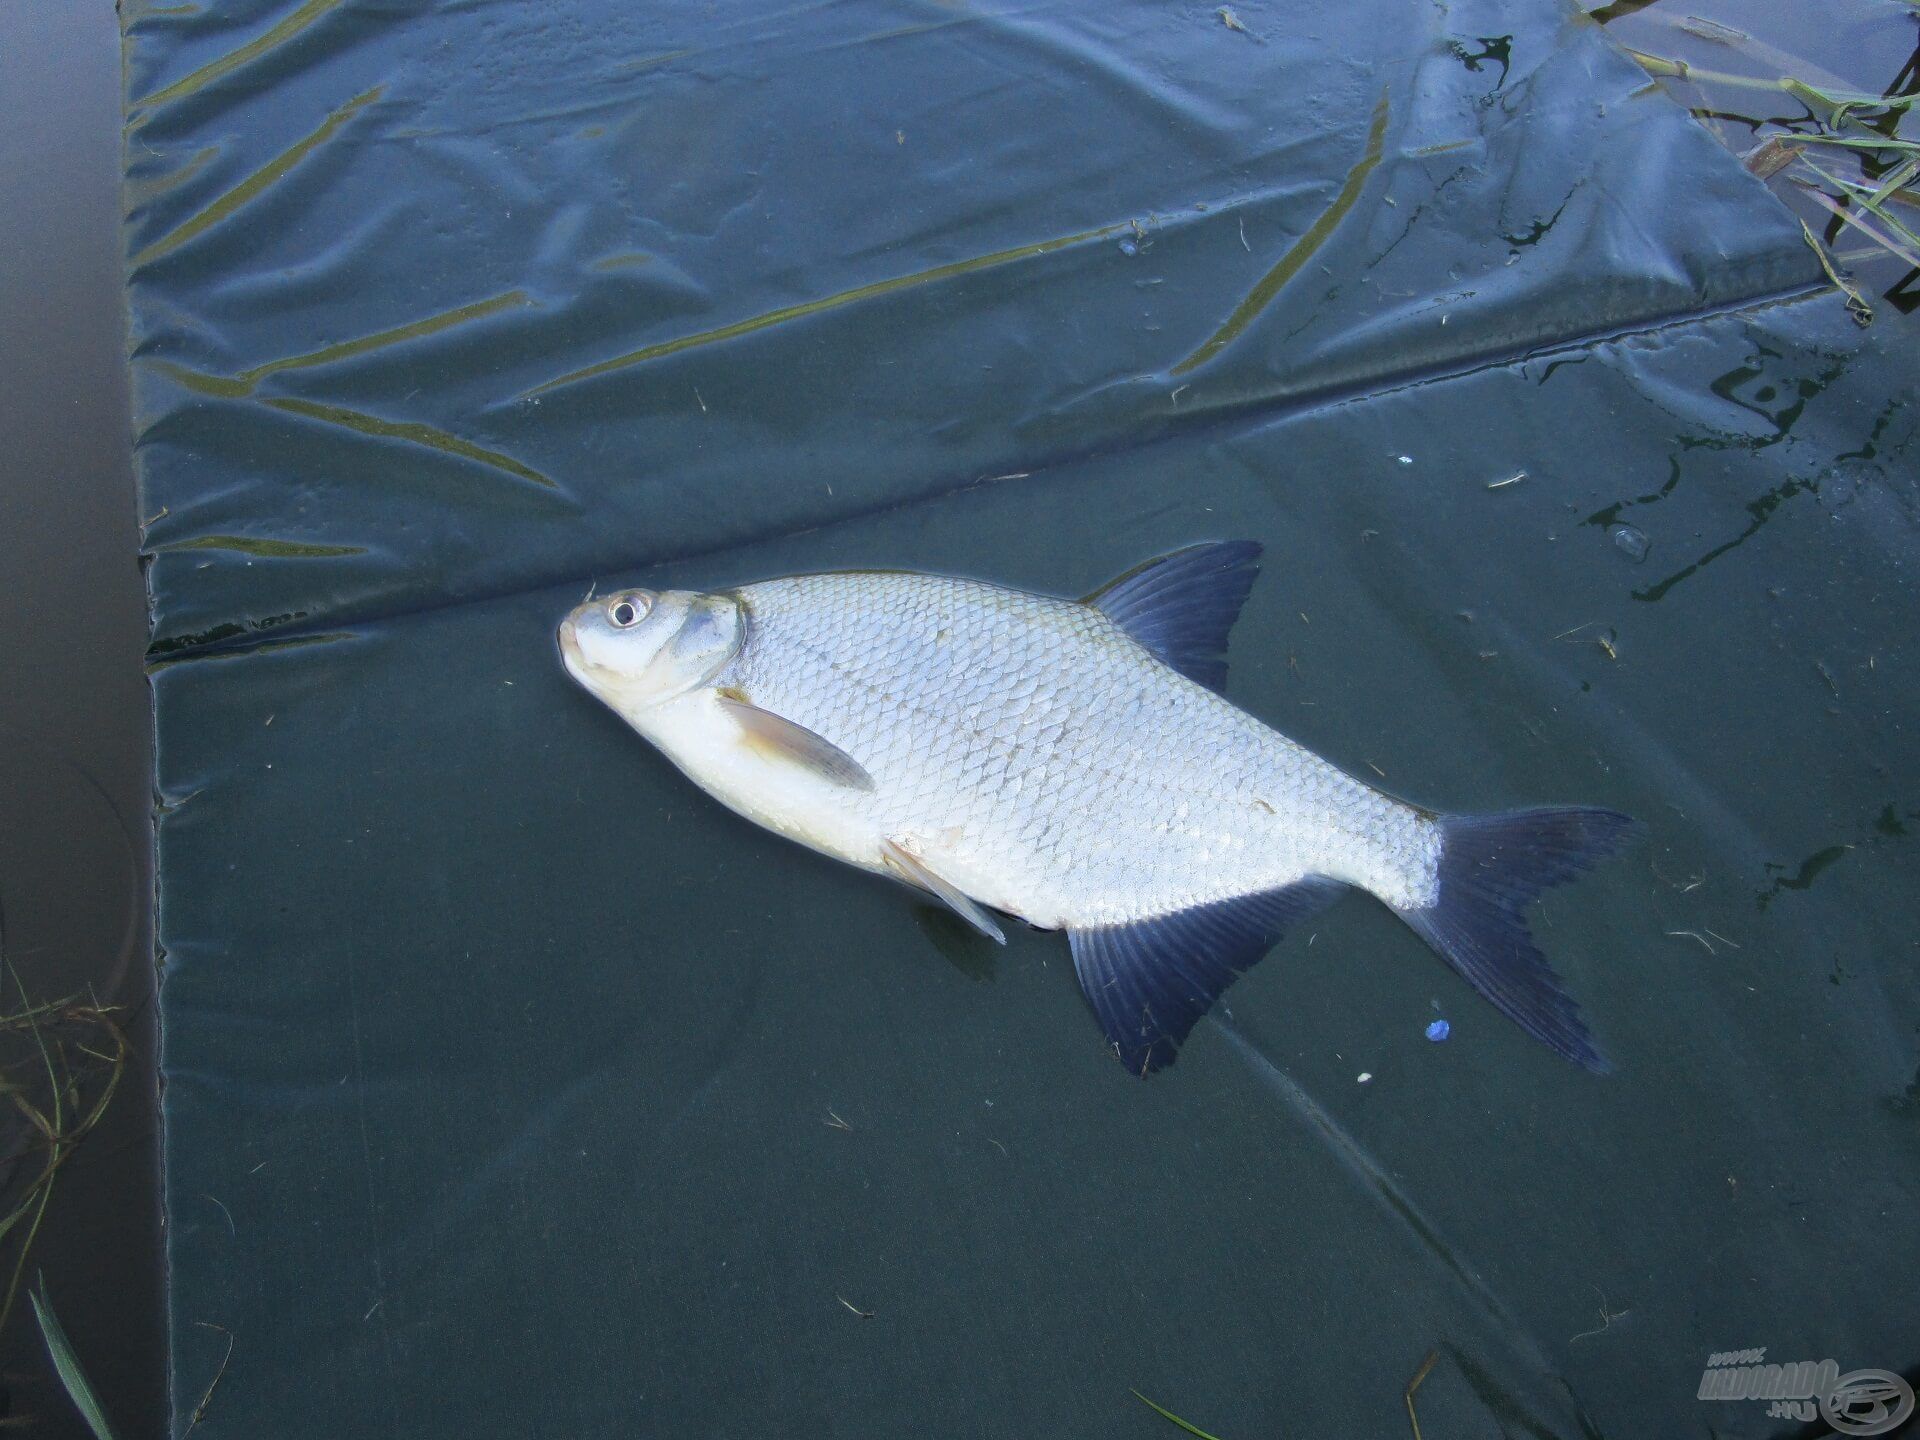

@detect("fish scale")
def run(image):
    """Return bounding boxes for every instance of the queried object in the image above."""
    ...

[721,569,1438,927]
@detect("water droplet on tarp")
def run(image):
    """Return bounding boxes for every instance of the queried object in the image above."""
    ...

[1609,523,1649,563]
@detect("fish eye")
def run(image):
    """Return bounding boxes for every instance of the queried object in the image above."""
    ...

[608,595,649,628]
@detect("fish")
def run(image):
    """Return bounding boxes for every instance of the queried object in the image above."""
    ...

[557,542,1639,1076]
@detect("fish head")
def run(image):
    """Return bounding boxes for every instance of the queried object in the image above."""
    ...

[558,587,744,713]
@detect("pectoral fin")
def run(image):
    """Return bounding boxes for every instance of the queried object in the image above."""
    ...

[881,839,1006,945]
[716,690,874,791]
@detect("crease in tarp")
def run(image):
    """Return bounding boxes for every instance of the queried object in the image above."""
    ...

[1444,1342,1603,1440]
[1214,1025,1588,1415]
[135,300,572,502]
[152,536,369,559]
[259,396,564,491]
[147,630,358,671]
[153,291,537,398]
[1172,91,1393,377]
[125,144,220,205]
[808,131,1342,278]
[142,277,1829,667]
[521,218,1141,397]
[374,64,689,141]
[128,0,352,115]
[130,86,385,267]
[518,123,1393,402]
[973,6,1267,139]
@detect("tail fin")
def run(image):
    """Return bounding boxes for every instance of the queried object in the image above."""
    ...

[1397,807,1641,1073]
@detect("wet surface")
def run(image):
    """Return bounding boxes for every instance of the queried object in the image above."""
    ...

[127,1,1919,1437]
[127,0,1820,652]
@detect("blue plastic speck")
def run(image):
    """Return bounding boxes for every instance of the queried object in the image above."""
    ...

[1425,1019,1451,1043]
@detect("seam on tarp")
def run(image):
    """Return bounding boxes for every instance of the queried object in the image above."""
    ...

[147,275,1831,667]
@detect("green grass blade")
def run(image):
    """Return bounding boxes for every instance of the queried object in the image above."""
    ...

[30,1282,123,1440]
[1793,155,1920,237]
[1782,76,1920,126]
[1782,76,1838,118]
[1798,220,1873,326]
[1869,157,1920,209]
[1131,1388,1228,1440]
[1785,134,1920,159]
[1801,185,1920,268]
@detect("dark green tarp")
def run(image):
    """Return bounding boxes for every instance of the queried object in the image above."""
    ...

[128,0,1917,1434]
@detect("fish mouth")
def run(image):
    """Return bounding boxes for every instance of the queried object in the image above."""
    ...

[556,614,585,672]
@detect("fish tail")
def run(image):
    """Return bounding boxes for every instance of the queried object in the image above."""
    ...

[1395,807,1642,1072]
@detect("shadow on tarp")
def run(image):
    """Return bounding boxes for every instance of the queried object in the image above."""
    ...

[126,0,1917,1435]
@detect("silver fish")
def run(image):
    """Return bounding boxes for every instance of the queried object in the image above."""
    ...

[558,543,1637,1075]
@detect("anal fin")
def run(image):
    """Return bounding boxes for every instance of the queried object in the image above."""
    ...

[881,839,1006,945]
[1070,879,1344,1076]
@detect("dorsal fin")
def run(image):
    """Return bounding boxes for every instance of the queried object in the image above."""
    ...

[1069,878,1344,1076]
[1082,541,1263,691]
